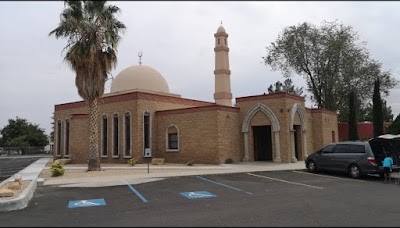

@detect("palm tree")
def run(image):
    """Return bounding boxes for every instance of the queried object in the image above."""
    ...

[49,1,126,171]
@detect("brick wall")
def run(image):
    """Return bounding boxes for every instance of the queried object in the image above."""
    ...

[156,106,240,164]
[54,91,339,165]
[309,109,338,153]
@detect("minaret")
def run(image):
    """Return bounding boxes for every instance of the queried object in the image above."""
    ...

[213,24,232,106]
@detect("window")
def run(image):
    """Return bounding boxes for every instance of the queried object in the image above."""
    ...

[56,120,62,156]
[64,119,70,157]
[143,112,150,150]
[218,38,220,45]
[124,112,131,157]
[224,38,227,45]
[333,144,349,154]
[102,115,108,157]
[168,133,178,150]
[113,113,119,157]
[321,145,334,154]
[166,124,179,151]
[348,145,365,154]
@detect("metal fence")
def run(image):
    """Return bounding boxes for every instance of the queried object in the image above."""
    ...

[0,147,52,156]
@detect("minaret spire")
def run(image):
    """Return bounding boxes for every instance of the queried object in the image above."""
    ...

[213,24,232,106]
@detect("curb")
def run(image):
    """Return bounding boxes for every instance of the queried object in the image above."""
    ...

[0,178,38,212]
[0,157,50,212]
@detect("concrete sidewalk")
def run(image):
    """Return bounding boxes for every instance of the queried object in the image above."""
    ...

[43,161,307,187]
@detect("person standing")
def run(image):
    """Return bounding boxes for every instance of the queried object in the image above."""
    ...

[383,155,394,183]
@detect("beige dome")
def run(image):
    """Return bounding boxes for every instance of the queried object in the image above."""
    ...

[217,25,226,33]
[110,65,170,94]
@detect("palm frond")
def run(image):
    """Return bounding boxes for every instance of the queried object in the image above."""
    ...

[50,0,126,102]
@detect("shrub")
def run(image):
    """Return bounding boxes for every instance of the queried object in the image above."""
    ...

[224,158,233,164]
[51,161,65,177]
[128,158,137,166]
[186,160,194,166]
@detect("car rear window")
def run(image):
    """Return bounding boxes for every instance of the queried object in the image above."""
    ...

[348,145,365,153]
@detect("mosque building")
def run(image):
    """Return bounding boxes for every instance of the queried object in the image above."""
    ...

[53,25,338,165]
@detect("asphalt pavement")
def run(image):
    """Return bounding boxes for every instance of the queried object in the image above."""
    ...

[1,170,400,227]
[0,157,42,182]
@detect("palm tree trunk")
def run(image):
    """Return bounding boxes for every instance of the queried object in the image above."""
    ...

[88,98,101,171]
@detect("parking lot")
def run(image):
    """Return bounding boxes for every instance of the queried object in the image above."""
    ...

[1,170,400,227]
[0,156,42,182]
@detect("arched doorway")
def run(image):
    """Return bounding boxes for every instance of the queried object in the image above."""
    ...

[289,103,307,162]
[242,103,281,162]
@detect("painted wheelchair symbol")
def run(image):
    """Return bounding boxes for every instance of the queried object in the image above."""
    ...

[188,192,213,198]
[74,200,100,206]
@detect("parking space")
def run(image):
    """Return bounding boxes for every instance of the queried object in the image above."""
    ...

[0,157,42,182]
[296,169,400,185]
[2,170,400,226]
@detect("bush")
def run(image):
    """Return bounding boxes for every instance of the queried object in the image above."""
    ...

[186,160,194,166]
[128,158,137,166]
[51,161,65,177]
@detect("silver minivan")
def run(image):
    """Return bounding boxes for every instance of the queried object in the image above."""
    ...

[305,141,400,179]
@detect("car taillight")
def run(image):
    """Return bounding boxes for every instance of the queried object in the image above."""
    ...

[367,157,375,163]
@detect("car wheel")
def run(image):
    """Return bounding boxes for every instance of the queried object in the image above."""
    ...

[348,164,362,179]
[307,160,317,173]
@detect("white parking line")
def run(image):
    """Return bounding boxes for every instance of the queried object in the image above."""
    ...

[292,170,368,183]
[247,173,323,190]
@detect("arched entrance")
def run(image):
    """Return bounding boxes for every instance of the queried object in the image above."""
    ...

[289,103,307,162]
[242,103,281,162]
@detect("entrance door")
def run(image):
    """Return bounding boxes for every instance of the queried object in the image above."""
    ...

[294,125,301,160]
[252,125,272,161]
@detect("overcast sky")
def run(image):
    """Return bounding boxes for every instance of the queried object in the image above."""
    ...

[1,1,400,136]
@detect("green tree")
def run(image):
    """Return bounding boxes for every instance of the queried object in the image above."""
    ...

[49,113,54,142]
[373,78,384,137]
[263,20,398,116]
[49,1,126,171]
[348,91,358,140]
[267,78,303,96]
[0,117,48,148]
[386,114,400,135]
[362,100,393,122]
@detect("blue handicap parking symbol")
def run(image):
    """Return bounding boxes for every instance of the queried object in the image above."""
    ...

[180,191,217,199]
[68,198,106,208]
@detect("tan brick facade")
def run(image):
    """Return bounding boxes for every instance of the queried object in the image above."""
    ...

[53,91,338,165]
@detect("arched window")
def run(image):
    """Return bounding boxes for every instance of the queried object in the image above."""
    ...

[56,119,62,156]
[101,114,108,157]
[218,38,220,45]
[64,119,70,157]
[124,111,132,157]
[224,38,227,45]
[143,111,151,155]
[112,113,119,157]
[166,124,179,151]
